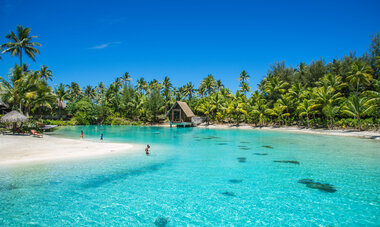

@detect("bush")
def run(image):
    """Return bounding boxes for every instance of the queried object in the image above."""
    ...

[110,117,129,125]
[41,119,74,126]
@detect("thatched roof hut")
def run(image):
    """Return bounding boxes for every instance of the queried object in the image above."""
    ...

[167,101,195,123]
[0,110,28,123]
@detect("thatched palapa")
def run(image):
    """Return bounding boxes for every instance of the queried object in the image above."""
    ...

[167,101,195,123]
[1,110,28,123]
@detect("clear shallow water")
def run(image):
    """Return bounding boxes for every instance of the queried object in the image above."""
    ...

[0,126,379,226]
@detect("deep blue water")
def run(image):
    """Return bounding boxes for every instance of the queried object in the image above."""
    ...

[0,126,379,226]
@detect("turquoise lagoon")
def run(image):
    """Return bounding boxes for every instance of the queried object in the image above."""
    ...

[0,126,379,226]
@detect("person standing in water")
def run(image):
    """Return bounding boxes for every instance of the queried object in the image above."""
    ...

[145,144,150,155]
[80,130,83,139]
[100,133,103,142]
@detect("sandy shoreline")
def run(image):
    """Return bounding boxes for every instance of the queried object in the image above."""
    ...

[153,123,380,140]
[0,135,138,166]
[195,124,380,140]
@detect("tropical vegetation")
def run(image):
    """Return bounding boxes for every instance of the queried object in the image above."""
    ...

[1,26,379,130]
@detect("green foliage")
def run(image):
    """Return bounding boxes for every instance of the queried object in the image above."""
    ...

[1,27,379,130]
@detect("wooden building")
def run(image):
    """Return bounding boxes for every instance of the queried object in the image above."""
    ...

[167,101,195,127]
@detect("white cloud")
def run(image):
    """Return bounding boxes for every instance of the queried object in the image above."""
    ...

[89,42,122,49]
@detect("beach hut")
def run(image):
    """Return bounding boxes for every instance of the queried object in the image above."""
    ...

[0,110,28,132]
[167,101,195,127]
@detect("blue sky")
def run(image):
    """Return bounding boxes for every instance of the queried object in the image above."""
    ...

[1,0,379,91]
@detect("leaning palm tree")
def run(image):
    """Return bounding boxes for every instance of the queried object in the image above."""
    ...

[342,95,375,131]
[1,25,41,66]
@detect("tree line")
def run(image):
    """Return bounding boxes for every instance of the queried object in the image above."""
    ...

[1,26,379,130]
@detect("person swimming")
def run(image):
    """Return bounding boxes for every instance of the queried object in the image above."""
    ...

[145,144,150,155]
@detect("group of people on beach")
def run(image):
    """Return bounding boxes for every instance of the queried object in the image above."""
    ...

[80,130,150,155]
[80,130,103,141]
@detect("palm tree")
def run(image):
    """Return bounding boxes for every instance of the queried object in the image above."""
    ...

[227,92,247,125]
[1,25,41,66]
[263,76,289,104]
[238,70,250,83]
[250,93,269,126]
[297,98,316,128]
[342,95,375,130]
[196,100,215,125]
[199,74,217,97]
[316,73,346,92]
[238,70,251,96]
[0,65,37,113]
[267,103,288,126]
[289,83,305,104]
[313,85,343,128]
[39,65,53,81]
[216,80,224,91]
[136,77,147,94]
[239,82,251,96]
[95,82,106,103]
[185,82,195,100]
[162,76,173,113]
[122,72,132,84]
[55,83,68,117]
[347,60,373,96]
[67,82,82,102]
[322,104,341,129]
[84,85,96,100]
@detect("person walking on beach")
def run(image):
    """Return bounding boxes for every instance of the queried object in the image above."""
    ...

[80,130,83,139]
[145,144,150,155]
[100,133,103,142]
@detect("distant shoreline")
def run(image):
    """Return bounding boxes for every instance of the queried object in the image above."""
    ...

[149,123,380,140]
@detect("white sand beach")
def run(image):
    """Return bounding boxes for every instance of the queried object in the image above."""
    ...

[0,135,137,166]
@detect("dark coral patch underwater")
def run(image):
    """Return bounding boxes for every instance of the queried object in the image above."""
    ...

[229,179,243,183]
[262,145,274,149]
[237,157,247,163]
[274,160,300,165]
[221,191,236,197]
[298,179,337,193]
[154,217,169,227]
[254,153,268,155]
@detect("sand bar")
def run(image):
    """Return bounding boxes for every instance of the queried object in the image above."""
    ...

[0,135,138,166]
[195,124,380,140]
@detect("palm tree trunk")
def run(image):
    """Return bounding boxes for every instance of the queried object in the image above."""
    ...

[358,115,361,131]
[356,80,359,97]
[20,50,22,66]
